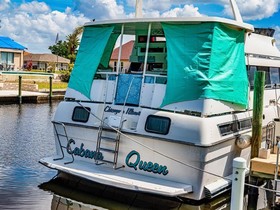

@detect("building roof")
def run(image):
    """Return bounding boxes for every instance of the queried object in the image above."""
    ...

[0,36,26,50]
[111,40,134,60]
[23,53,70,64]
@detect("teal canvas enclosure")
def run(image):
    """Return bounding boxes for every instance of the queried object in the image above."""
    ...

[161,22,248,108]
[68,26,118,99]
[68,22,248,108]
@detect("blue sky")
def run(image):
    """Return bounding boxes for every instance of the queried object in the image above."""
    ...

[0,0,279,53]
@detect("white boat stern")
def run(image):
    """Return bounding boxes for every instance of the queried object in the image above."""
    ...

[39,157,193,197]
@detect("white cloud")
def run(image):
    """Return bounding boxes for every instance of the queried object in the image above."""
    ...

[73,0,126,20]
[18,1,50,14]
[126,0,171,11]
[224,0,280,20]
[161,4,202,17]
[0,1,89,53]
[143,0,173,11]
[0,0,10,11]
[125,1,203,18]
[275,26,280,49]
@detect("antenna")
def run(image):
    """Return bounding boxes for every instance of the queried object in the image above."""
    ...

[229,0,243,22]
[135,0,143,18]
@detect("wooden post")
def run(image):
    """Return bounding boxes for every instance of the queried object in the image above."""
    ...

[248,71,265,210]
[251,71,265,159]
[49,76,53,100]
[18,75,22,104]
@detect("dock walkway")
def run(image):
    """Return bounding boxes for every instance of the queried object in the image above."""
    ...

[251,154,280,178]
[0,90,64,104]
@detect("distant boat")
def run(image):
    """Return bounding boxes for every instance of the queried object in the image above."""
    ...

[40,0,280,201]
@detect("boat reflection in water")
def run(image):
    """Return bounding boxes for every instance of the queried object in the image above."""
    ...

[39,176,233,210]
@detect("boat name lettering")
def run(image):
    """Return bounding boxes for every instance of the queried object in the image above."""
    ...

[126,108,141,116]
[67,139,103,160]
[104,106,121,114]
[104,106,141,116]
[125,150,169,176]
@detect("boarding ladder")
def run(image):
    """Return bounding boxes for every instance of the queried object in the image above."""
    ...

[95,74,138,169]
[95,118,126,169]
[52,121,74,164]
[95,72,122,169]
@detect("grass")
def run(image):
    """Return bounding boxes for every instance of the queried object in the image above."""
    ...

[37,82,68,90]
[1,70,70,90]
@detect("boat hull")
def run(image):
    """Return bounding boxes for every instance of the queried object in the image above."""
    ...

[40,122,252,201]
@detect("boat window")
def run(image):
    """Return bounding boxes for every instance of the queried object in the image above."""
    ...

[218,118,252,136]
[218,120,239,136]
[270,67,280,85]
[72,106,91,123]
[248,66,256,88]
[239,118,252,131]
[155,77,167,84]
[145,115,171,135]
[138,35,166,43]
[129,62,143,73]
[144,76,155,83]
[257,66,271,86]
[248,66,280,89]
[140,48,164,53]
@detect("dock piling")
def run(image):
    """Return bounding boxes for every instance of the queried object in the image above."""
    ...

[251,71,265,159]
[18,75,22,104]
[230,157,247,210]
[248,71,265,209]
[49,76,53,101]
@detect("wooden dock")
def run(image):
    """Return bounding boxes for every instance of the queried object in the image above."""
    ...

[0,90,64,104]
[251,153,280,178]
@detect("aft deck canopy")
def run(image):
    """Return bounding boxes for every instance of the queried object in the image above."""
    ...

[69,20,249,107]
[161,22,248,108]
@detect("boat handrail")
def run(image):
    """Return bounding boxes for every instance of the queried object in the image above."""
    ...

[96,71,118,75]
[95,71,167,78]
[144,73,167,78]
[246,53,280,61]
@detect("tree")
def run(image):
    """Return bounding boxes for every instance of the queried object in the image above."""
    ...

[66,26,83,63]
[49,26,84,64]
[48,40,68,58]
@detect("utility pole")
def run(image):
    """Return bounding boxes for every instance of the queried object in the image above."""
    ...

[55,33,59,72]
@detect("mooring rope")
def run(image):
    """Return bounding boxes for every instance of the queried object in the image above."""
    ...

[76,101,231,181]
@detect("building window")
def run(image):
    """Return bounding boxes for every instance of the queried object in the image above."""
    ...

[113,61,123,72]
[145,115,171,135]
[72,106,91,123]
[0,52,14,70]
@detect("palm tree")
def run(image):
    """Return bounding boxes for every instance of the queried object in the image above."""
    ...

[66,26,83,63]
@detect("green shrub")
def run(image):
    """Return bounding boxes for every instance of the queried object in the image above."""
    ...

[59,71,71,82]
